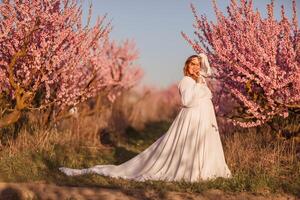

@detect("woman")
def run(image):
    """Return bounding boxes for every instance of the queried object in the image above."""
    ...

[59,54,232,182]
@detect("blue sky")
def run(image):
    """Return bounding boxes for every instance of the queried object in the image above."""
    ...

[82,0,300,88]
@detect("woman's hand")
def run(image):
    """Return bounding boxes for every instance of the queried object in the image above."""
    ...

[189,70,200,82]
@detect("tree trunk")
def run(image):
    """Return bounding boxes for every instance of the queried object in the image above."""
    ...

[0,109,22,129]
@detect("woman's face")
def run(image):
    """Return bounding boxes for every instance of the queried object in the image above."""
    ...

[187,57,200,77]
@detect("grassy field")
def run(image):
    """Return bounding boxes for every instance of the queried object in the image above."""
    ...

[0,120,299,198]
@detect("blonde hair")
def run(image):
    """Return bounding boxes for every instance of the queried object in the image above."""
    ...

[183,55,202,76]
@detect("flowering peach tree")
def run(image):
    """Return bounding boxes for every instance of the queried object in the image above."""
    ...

[0,0,142,128]
[102,39,143,103]
[182,0,300,127]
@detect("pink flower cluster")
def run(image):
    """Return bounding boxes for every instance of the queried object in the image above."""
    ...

[0,0,143,113]
[182,0,300,127]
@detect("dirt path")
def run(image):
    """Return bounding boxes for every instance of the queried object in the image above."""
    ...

[0,182,297,200]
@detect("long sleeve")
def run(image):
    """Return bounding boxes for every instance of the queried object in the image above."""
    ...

[178,76,212,107]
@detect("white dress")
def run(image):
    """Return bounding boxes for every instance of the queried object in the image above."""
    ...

[59,75,232,182]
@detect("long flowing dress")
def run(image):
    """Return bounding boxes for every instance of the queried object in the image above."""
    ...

[59,75,232,182]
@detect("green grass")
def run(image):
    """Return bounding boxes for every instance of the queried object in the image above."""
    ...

[0,121,299,197]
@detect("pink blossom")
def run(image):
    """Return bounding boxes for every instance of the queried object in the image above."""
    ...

[182,0,300,127]
[0,0,143,121]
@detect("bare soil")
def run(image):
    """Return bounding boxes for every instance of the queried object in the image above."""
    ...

[0,182,298,200]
